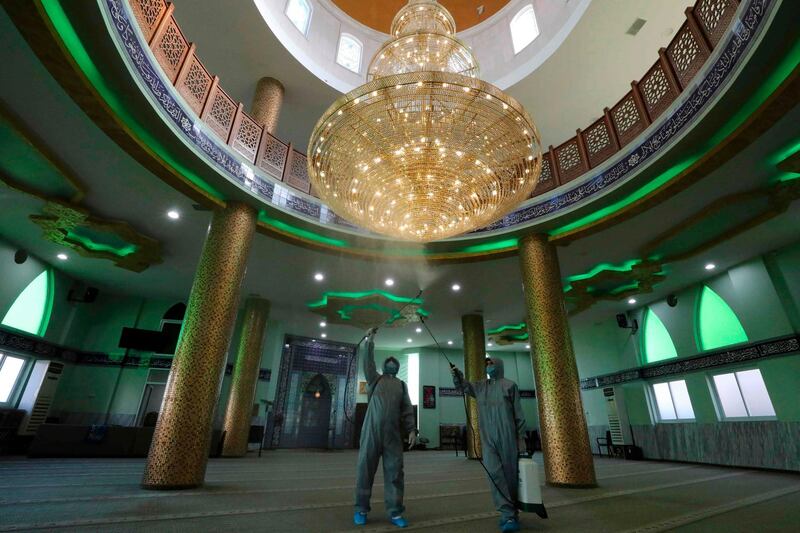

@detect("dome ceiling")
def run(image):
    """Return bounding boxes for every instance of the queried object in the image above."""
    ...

[330,0,510,33]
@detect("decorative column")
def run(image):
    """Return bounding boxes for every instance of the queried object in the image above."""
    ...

[251,77,284,134]
[221,297,271,457]
[519,233,597,487]
[142,202,257,489]
[461,313,485,459]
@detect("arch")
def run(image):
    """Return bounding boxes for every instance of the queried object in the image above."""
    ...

[285,0,312,36]
[510,4,540,54]
[1,269,54,337]
[641,307,677,364]
[696,285,748,350]
[162,302,186,321]
[336,33,363,73]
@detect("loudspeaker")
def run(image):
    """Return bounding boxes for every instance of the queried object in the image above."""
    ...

[667,294,678,307]
[14,249,28,264]
[616,313,629,328]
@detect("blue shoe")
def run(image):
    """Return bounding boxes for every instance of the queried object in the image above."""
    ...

[390,515,408,528]
[353,512,367,526]
[500,518,520,532]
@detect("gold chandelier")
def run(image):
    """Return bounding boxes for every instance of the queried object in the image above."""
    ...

[308,0,542,242]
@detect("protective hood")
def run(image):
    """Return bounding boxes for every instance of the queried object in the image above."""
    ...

[487,357,505,379]
[383,357,400,376]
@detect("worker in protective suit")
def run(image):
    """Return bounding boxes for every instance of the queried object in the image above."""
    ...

[354,328,417,528]
[452,357,526,533]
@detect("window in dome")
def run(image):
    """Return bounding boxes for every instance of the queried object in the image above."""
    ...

[336,33,363,73]
[1,270,54,337]
[510,4,540,54]
[285,0,312,36]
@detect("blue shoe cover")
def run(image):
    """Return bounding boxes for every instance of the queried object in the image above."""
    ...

[353,512,367,526]
[390,515,408,528]
[500,518,520,532]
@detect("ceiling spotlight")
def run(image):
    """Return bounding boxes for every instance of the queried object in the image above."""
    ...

[320,321,327,328]
[628,298,637,305]
[56,253,68,261]
[525,344,531,349]
[284,343,290,348]
[385,278,395,287]
[407,338,412,343]
[705,263,716,270]
[451,283,461,292]
[447,340,453,345]
[167,210,180,220]
[321,333,327,338]
[415,327,422,333]
[487,342,493,347]
[314,272,325,281]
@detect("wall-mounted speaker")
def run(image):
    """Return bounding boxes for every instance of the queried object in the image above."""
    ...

[616,313,629,328]
[667,294,678,307]
[14,249,28,264]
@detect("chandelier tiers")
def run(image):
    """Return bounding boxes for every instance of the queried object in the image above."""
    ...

[308,0,542,242]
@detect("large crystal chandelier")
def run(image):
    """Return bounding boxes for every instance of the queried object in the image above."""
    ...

[308,0,542,242]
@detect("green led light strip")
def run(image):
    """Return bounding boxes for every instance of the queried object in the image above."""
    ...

[65,230,137,257]
[308,290,426,309]
[487,322,526,335]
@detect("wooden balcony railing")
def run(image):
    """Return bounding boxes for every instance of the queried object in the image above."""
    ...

[129,0,739,202]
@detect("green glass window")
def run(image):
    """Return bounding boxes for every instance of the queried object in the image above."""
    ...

[696,286,748,350]
[1,270,54,336]
[642,308,678,363]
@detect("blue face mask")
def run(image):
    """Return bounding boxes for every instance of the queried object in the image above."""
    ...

[384,362,399,375]
[486,365,497,378]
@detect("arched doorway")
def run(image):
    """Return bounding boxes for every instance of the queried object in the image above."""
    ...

[298,374,333,448]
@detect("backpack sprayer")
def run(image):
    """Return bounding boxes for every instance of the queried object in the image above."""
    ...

[418,315,547,519]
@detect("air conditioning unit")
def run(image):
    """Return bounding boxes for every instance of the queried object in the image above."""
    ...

[17,360,64,436]
[603,386,633,446]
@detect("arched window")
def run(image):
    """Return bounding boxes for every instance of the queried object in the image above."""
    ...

[336,33,363,73]
[285,0,312,36]
[1,270,54,337]
[696,286,748,350]
[510,4,540,54]
[642,308,677,364]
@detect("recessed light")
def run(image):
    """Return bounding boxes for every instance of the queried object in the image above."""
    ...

[451,283,461,292]
[407,338,412,343]
[321,333,327,338]
[487,342,493,347]
[628,298,637,304]
[56,253,68,261]
[447,340,453,345]
[385,278,395,286]
[415,327,422,333]
[312,339,316,342]
[284,343,290,348]
[314,272,325,281]
[705,263,716,270]
[320,321,327,327]
[167,210,180,220]
[525,344,531,349]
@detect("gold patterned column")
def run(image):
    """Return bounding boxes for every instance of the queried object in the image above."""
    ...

[519,233,597,487]
[142,202,256,489]
[221,297,271,457]
[461,313,485,459]
[251,77,284,134]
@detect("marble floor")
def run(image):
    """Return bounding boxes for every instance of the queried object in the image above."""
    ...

[0,450,799,532]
